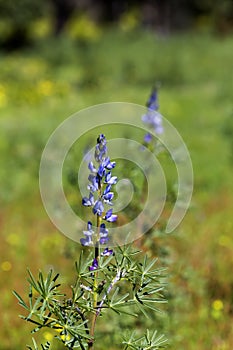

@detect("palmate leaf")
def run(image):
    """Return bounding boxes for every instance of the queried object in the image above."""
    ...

[122,330,168,350]
[142,256,158,274]
[133,288,166,316]
[14,286,42,322]
[106,287,138,316]
[27,294,43,320]
[115,245,139,270]
[27,269,63,300]
[14,269,66,333]
[64,320,91,340]
[116,245,141,260]
[138,256,166,281]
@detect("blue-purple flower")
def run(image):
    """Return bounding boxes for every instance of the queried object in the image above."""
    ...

[82,193,95,207]
[89,258,98,271]
[147,89,159,111]
[105,172,117,185]
[80,221,94,247]
[103,209,118,222]
[101,248,113,256]
[142,89,163,144]
[99,223,109,245]
[80,134,118,250]
[93,200,104,216]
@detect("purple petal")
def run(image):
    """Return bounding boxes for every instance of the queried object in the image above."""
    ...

[103,209,117,222]
[146,89,159,111]
[88,174,99,192]
[97,164,105,177]
[82,192,95,206]
[80,236,93,246]
[89,258,98,271]
[106,161,116,169]
[105,172,117,185]
[108,176,117,185]
[100,223,108,235]
[155,125,164,134]
[105,171,111,183]
[144,133,152,143]
[105,208,113,218]
[93,200,104,216]
[87,221,92,231]
[103,184,111,195]
[97,134,106,145]
[99,237,109,245]
[88,162,97,173]
[101,248,113,256]
[102,192,114,204]
[106,214,117,222]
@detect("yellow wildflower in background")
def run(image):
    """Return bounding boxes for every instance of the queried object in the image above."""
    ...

[120,9,140,31]
[0,84,7,107]
[43,331,53,342]
[6,233,21,247]
[43,325,72,343]
[211,299,224,320]
[54,323,71,342]
[212,299,223,311]
[37,80,54,96]
[68,14,101,41]
[218,234,232,248]
[29,18,53,39]
[1,261,12,271]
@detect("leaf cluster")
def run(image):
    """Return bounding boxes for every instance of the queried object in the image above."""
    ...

[14,244,167,349]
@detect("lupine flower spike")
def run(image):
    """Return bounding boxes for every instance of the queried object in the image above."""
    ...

[80,134,117,269]
[142,88,163,145]
[15,131,168,350]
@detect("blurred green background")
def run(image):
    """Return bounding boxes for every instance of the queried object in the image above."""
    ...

[0,1,233,349]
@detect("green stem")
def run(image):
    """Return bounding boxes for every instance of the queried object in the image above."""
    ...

[88,215,101,350]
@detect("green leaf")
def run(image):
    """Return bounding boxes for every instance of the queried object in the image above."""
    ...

[75,250,93,277]
[122,330,168,349]
[27,269,40,293]
[12,290,29,310]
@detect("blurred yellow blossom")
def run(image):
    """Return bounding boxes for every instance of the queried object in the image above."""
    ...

[21,59,47,78]
[30,18,53,39]
[6,233,21,246]
[211,299,224,320]
[212,299,223,311]
[218,234,232,247]
[43,331,53,342]
[68,15,101,41]
[120,9,140,31]
[1,261,12,271]
[54,323,71,341]
[37,80,54,96]
[0,84,7,107]
[61,333,71,342]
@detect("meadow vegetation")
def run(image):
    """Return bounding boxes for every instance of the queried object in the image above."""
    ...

[0,23,233,349]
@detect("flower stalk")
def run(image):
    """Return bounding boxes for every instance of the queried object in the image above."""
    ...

[81,134,118,349]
